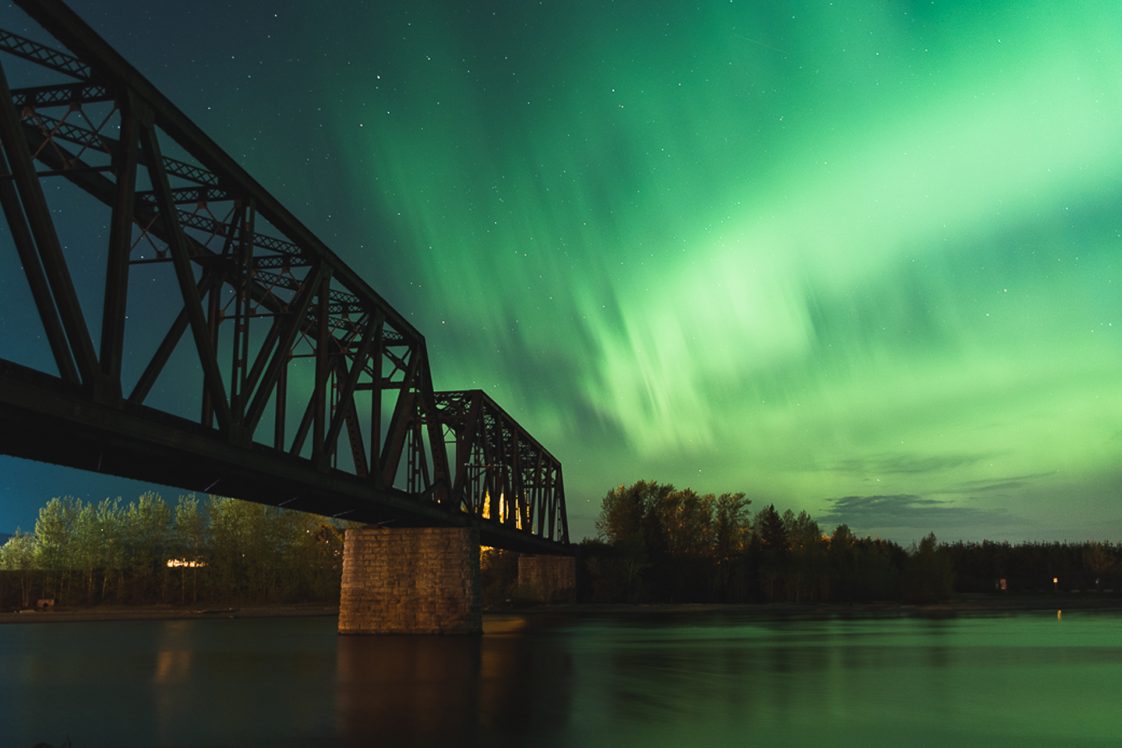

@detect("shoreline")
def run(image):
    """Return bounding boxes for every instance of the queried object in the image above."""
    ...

[527,594,1122,620]
[0,603,339,625]
[3,593,1121,625]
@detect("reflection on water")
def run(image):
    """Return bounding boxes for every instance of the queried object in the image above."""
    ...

[153,622,194,685]
[335,634,482,745]
[1,610,1121,746]
[334,617,573,746]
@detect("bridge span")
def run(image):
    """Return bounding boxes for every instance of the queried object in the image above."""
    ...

[1,0,573,632]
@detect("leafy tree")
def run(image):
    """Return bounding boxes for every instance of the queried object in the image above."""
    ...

[654,488,714,558]
[95,498,126,600]
[207,496,256,600]
[0,531,37,569]
[173,495,206,602]
[34,496,81,602]
[122,492,171,600]
[596,482,649,551]
[286,516,346,600]
[0,530,38,608]
[72,501,101,602]
[3,491,349,607]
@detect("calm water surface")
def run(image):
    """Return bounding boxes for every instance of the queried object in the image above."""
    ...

[2,610,1121,747]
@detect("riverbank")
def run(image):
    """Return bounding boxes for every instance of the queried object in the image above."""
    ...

[521,593,1122,620]
[0,602,338,624]
[4,592,1120,625]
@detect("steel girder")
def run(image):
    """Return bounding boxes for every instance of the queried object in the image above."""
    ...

[0,0,569,552]
[435,390,569,544]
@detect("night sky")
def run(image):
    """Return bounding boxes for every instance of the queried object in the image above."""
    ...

[2,1,1120,544]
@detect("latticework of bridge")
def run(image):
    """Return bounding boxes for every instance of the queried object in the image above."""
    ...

[0,0,569,552]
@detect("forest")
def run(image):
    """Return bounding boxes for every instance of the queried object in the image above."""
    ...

[3,481,1121,610]
[0,493,346,609]
[563,480,1122,605]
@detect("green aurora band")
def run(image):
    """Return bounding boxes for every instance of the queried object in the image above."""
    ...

[313,2,1122,540]
[8,1,1122,542]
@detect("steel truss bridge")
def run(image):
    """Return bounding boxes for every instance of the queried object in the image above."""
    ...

[0,0,569,552]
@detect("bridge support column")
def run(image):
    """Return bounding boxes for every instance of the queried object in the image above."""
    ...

[339,527,481,635]
[516,554,577,604]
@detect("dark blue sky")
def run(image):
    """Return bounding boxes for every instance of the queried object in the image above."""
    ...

[3,1,1121,543]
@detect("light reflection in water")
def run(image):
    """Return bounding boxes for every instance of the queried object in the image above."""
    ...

[153,622,194,685]
[335,634,483,745]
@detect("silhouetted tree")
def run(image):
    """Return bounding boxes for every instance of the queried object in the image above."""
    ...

[902,533,953,603]
[596,481,678,600]
[784,510,826,602]
[754,505,788,601]
[828,524,855,602]
[1083,543,1114,590]
[713,492,751,601]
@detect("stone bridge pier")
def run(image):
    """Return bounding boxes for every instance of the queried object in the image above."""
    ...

[339,528,482,635]
[516,554,577,604]
[338,528,578,635]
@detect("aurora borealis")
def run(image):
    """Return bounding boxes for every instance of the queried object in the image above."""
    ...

[2,1,1120,543]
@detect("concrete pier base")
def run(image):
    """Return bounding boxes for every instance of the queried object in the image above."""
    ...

[338,527,481,635]
[517,554,577,604]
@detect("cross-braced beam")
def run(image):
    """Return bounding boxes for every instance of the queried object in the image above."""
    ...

[434,390,569,544]
[0,0,569,552]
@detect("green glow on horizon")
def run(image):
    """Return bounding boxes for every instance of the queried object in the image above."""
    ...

[308,1,1121,540]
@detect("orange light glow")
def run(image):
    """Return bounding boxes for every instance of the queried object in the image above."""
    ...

[166,559,207,568]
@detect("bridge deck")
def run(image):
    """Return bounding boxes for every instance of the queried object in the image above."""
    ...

[0,0,570,553]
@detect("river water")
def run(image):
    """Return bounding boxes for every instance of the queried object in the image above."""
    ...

[1,609,1120,747]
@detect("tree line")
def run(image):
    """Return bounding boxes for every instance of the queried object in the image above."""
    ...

[577,480,1122,604]
[0,493,347,609]
[5,482,1120,610]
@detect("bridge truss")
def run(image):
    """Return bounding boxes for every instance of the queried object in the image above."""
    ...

[0,0,569,551]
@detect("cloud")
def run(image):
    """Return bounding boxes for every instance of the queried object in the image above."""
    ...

[827,451,995,477]
[819,493,1011,532]
[943,472,1055,495]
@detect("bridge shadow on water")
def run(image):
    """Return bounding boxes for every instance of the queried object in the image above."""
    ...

[334,617,573,747]
[0,615,576,747]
